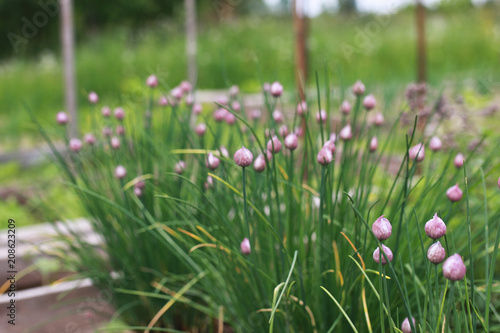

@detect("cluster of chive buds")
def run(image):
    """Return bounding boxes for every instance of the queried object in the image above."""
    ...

[371,215,394,265]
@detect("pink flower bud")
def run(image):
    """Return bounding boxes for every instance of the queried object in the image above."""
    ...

[192,103,202,114]
[171,87,183,99]
[234,146,253,167]
[180,81,192,93]
[363,94,376,110]
[263,82,270,92]
[219,146,229,158]
[249,109,261,120]
[446,184,463,202]
[101,106,111,117]
[295,126,304,137]
[339,124,352,141]
[352,80,365,96]
[114,107,125,120]
[266,149,274,161]
[175,161,186,174]
[240,238,251,255]
[409,143,425,162]
[253,153,266,172]
[88,91,98,104]
[317,146,333,165]
[425,213,446,239]
[205,175,214,189]
[146,75,158,88]
[229,85,239,97]
[267,136,282,153]
[270,81,283,97]
[195,123,207,136]
[454,153,465,168]
[115,165,127,179]
[231,101,241,112]
[370,136,378,152]
[135,180,146,189]
[102,127,112,137]
[323,139,336,154]
[427,136,441,151]
[56,111,69,125]
[84,133,96,145]
[373,245,393,265]
[427,241,446,264]
[274,125,286,139]
[116,125,125,136]
[285,133,298,151]
[214,108,227,122]
[316,110,327,124]
[69,138,82,152]
[159,96,169,106]
[372,215,392,240]
[297,100,307,115]
[225,112,236,125]
[401,317,416,333]
[498,176,500,189]
[374,112,384,126]
[134,187,142,197]
[186,94,194,106]
[216,95,228,105]
[443,253,466,281]
[111,136,120,150]
[341,100,352,115]
[206,152,220,170]
[329,133,336,142]
[272,110,284,123]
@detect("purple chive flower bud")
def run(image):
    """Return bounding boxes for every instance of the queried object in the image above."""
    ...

[279,125,289,138]
[175,161,186,174]
[102,126,112,137]
[427,241,446,264]
[134,187,142,197]
[116,125,125,136]
[341,100,351,115]
[270,81,283,97]
[372,215,392,240]
[352,80,365,96]
[84,133,96,145]
[295,126,304,137]
[498,176,500,189]
[370,136,378,152]
[69,138,82,152]
[195,123,207,136]
[231,101,241,112]
[101,106,111,117]
[170,87,182,100]
[214,108,226,122]
[329,132,336,142]
[111,136,120,150]
[409,143,425,162]
[180,80,192,93]
[146,75,158,88]
[429,136,442,151]
[425,213,446,239]
[135,180,145,189]
[263,82,270,92]
[240,238,251,255]
[88,91,98,104]
[339,124,352,141]
[401,317,416,333]
[373,245,393,265]
[159,96,169,106]
[297,100,307,115]
[249,109,262,120]
[267,136,282,154]
[454,153,465,168]
[234,146,253,167]
[363,94,376,110]
[374,112,384,126]
[447,184,463,202]
[316,110,327,124]
[443,253,466,281]
[205,175,214,189]
[216,95,228,106]
[220,146,229,158]
[317,146,333,165]
[229,85,239,97]
[192,103,202,114]
[114,107,125,120]
[285,133,298,151]
[56,111,69,125]
[206,152,220,170]
[272,110,284,123]
[323,139,336,154]
[115,165,127,179]
[225,112,236,125]
[253,153,266,172]
[186,94,194,106]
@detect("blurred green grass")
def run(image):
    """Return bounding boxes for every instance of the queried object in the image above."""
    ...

[0,8,498,149]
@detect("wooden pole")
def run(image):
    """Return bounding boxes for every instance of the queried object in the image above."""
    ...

[293,0,307,100]
[416,0,426,83]
[185,0,197,86]
[61,0,77,137]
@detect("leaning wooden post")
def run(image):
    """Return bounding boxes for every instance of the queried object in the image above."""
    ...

[185,0,197,86]
[416,0,426,83]
[293,0,308,101]
[61,0,77,137]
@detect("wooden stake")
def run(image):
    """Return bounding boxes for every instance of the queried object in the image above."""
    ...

[293,0,308,100]
[185,0,197,86]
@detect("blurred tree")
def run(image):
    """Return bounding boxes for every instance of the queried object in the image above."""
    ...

[338,0,357,14]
